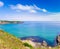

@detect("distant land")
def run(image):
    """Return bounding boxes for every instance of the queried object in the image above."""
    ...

[0,20,24,24]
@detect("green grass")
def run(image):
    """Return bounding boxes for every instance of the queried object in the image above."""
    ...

[0,30,26,49]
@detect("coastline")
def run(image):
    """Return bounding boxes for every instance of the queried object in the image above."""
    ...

[0,20,24,24]
[0,30,60,49]
[21,36,56,47]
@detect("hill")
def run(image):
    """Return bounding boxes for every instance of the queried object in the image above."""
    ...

[0,30,26,49]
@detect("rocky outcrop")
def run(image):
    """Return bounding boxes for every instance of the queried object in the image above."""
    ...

[56,35,60,45]
[21,36,54,46]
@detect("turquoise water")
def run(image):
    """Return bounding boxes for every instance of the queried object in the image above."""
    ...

[0,21,60,42]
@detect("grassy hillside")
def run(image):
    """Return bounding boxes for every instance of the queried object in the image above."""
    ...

[0,30,26,49]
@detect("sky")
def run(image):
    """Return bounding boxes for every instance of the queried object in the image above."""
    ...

[0,0,60,21]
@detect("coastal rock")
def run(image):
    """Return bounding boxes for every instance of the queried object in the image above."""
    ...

[21,36,54,46]
[22,39,42,49]
[22,40,36,47]
[56,35,60,45]
[42,41,47,47]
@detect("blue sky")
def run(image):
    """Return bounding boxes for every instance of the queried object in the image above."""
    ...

[0,0,60,21]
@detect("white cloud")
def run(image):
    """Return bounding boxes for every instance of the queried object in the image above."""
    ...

[29,10,37,13]
[10,4,47,13]
[0,1,4,7]
[18,13,60,21]
[2,12,60,21]
[42,9,47,12]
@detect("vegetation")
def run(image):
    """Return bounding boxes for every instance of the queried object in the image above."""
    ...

[0,30,26,49]
[23,42,34,49]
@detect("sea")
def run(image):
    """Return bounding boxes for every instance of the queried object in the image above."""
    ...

[0,21,60,46]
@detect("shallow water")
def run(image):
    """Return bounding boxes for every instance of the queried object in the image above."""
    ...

[0,21,60,43]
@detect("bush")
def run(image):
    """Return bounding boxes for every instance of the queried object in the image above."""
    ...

[23,42,33,49]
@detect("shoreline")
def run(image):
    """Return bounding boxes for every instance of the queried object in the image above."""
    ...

[0,21,24,24]
[20,36,56,47]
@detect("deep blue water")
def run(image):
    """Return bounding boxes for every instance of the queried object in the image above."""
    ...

[0,21,60,44]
